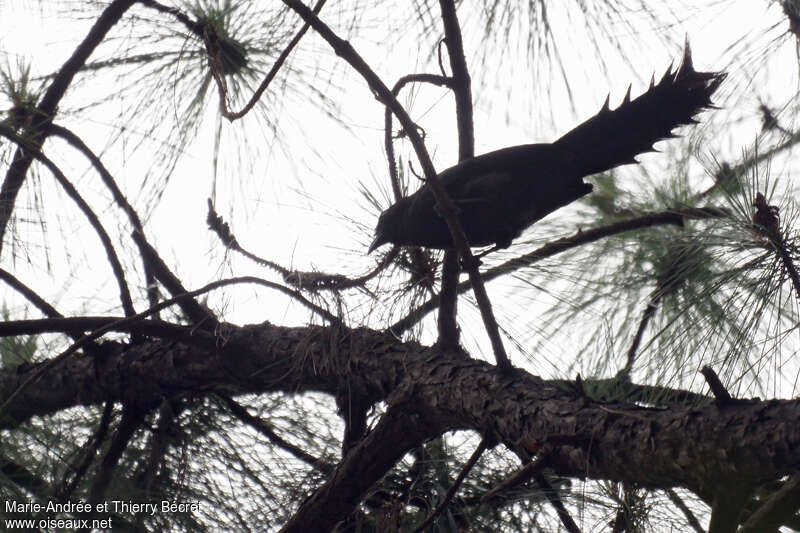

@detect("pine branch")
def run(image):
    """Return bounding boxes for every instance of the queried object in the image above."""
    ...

[391,207,728,334]
[0,0,138,254]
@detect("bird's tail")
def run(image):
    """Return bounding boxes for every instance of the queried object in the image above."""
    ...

[554,42,725,176]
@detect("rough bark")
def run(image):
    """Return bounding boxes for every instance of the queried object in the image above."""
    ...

[2,319,800,506]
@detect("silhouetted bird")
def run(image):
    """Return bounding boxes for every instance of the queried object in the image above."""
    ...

[369,45,725,253]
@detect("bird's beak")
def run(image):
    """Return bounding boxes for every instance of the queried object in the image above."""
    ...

[368,234,384,254]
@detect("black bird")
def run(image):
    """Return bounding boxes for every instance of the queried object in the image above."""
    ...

[369,45,725,253]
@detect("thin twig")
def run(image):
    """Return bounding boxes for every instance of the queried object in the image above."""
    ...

[219,394,333,473]
[619,297,660,379]
[207,199,393,291]
[385,73,451,200]
[131,230,215,328]
[149,0,328,121]
[535,472,583,533]
[222,0,327,120]
[47,123,160,312]
[59,400,115,501]
[382,74,450,300]
[0,127,136,318]
[696,129,800,201]
[0,0,138,254]
[664,488,705,533]
[411,437,489,533]
[479,452,549,503]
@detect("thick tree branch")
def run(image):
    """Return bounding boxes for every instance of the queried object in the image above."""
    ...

[3,320,800,505]
[709,484,752,533]
[0,276,337,421]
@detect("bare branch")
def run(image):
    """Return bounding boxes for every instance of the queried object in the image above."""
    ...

[131,230,216,328]
[739,474,800,533]
[664,488,705,533]
[437,251,460,348]
[411,436,490,533]
[46,123,160,311]
[222,0,327,121]
[0,127,136,318]
[479,452,549,503]
[0,268,57,319]
[86,407,145,511]
[535,472,583,533]
[437,0,474,161]
[207,199,391,292]
[219,394,333,474]
[59,401,115,501]
[0,0,138,254]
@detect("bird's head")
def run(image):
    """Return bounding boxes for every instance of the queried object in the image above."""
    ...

[368,204,403,253]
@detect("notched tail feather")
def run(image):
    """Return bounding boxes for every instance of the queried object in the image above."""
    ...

[554,41,726,176]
